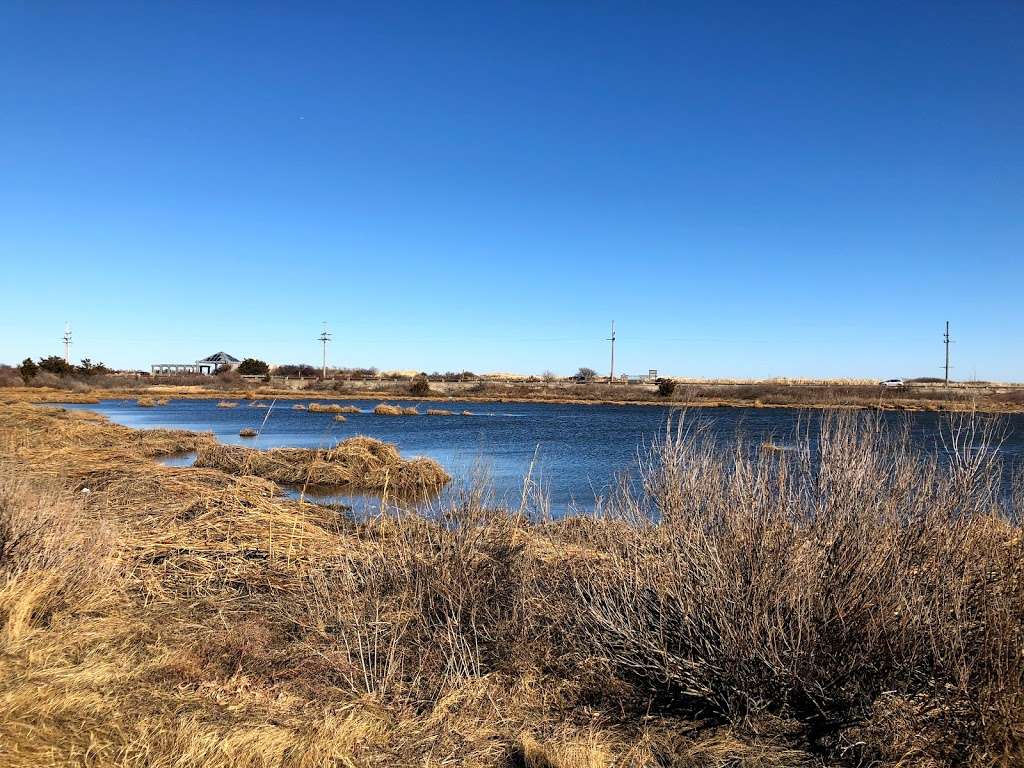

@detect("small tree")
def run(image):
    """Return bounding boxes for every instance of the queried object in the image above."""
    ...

[37,355,74,376]
[657,378,677,398]
[274,364,317,378]
[410,374,431,396]
[576,367,597,382]
[18,357,38,383]
[76,358,110,376]
[237,358,270,376]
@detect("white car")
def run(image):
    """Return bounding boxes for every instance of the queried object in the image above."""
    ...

[879,378,905,388]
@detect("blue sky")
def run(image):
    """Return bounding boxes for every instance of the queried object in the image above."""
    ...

[1,1,1021,379]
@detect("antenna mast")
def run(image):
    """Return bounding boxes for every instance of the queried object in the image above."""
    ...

[63,323,72,364]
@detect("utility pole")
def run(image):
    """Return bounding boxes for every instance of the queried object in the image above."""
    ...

[317,322,331,380]
[63,323,72,364]
[607,320,616,383]
[943,321,952,387]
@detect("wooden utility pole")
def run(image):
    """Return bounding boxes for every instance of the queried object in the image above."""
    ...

[943,321,951,387]
[608,320,616,383]
[318,322,331,379]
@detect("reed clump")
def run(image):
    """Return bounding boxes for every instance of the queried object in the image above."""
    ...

[0,403,1021,766]
[426,409,454,416]
[137,396,156,407]
[334,414,346,422]
[216,400,238,408]
[292,403,307,411]
[194,435,449,493]
[374,403,418,416]
[239,427,258,437]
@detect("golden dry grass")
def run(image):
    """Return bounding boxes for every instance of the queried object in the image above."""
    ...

[0,403,1021,767]
[216,400,238,408]
[427,409,454,416]
[239,427,258,437]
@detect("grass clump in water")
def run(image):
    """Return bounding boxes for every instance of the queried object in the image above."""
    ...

[374,403,418,416]
[309,403,360,414]
[193,435,449,493]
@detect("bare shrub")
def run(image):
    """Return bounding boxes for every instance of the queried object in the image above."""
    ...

[298,490,537,702]
[555,411,1024,762]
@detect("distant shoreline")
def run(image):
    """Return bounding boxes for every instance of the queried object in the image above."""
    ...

[8,382,1024,414]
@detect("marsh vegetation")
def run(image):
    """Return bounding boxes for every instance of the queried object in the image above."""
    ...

[0,403,1021,766]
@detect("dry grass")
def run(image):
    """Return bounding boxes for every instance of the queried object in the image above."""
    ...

[239,427,258,437]
[137,396,157,407]
[374,404,418,416]
[334,414,347,422]
[0,403,1021,766]
[427,409,454,416]
[292,403,307,410]
[216,400,238,408]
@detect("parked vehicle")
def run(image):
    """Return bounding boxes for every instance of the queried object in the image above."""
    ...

[879,378,905,388]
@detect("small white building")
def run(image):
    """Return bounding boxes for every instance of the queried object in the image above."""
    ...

[151,351,241,376]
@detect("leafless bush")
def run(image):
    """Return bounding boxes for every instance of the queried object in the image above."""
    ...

[554,411,1023,763]
[298,489,537,702]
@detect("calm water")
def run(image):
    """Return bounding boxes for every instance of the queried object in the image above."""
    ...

[60,398,1024,515]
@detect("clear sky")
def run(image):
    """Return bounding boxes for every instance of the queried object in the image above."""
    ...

[1,2,1021,380]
